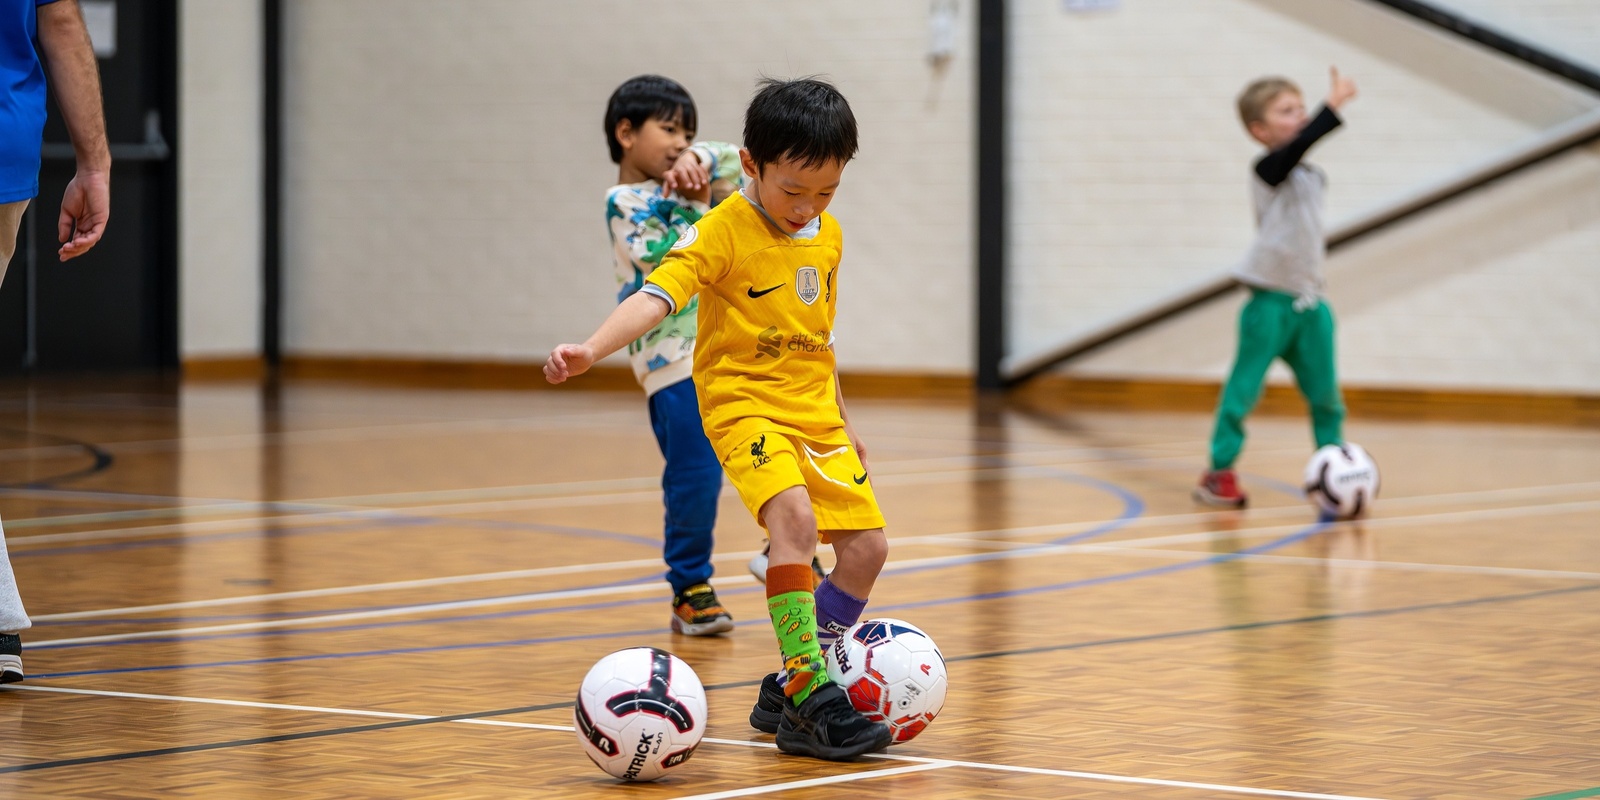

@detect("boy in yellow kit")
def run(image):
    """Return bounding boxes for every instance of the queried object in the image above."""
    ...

[546,78,891,760]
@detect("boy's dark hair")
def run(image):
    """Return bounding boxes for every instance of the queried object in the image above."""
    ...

[603,75,698,164]
[743,77,858,172]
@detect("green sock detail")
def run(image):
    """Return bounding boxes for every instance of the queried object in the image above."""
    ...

[767,589,830,705]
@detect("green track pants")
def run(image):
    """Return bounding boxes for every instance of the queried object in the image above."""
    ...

[1209,289,1345,470]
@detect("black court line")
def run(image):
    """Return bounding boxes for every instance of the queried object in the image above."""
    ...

[946,581,1600,663]
[0,427,114,489]
[4,582,1596,774]
[0,699,575,774]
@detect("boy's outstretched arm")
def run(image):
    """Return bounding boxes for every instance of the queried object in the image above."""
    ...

[544,293,671,384]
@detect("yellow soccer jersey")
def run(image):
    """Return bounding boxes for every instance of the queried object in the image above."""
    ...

[644,190,846,459]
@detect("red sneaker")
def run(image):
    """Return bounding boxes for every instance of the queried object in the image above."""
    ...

[1194,470,1248,508]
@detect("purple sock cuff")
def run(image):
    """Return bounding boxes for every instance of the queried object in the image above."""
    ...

[814,578,867,636]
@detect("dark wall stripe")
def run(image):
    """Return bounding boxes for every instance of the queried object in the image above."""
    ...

[261,0,283,370]
[975,0,1006,390]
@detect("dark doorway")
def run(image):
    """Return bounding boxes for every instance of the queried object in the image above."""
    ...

[0,0,178,374]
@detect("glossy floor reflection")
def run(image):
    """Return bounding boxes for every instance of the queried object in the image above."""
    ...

[0,378,1596,799]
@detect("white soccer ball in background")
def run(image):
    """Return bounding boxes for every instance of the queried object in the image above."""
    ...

[1304,443,1380,519]
[825,617,947,744]
[573,647,707,782]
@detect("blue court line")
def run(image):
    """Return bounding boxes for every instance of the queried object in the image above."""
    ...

[24,466,1149,651]
[30,522,1340,678]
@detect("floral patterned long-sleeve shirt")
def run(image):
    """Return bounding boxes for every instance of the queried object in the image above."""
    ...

[605,141,743,396]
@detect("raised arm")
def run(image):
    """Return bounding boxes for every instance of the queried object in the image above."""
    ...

[1255,67,1357,188]
[544,292,671,384]
[36,0,111,261]
[1253,106,1340,187]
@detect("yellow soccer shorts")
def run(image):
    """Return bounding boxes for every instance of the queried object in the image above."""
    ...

[721,431,886,537]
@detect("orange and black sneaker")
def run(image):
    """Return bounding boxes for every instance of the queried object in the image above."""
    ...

[1194,469,1248,509]
[670,583,734,636]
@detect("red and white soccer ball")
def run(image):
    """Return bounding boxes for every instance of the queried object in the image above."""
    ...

[573,647,706,782]
[825,618,947,744]
[1304,442,1380,520]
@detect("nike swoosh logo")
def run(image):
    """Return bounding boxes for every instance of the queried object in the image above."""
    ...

[747,284,784,298]
[853,473,868,485]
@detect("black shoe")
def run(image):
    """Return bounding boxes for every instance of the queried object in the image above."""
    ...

[749,671,786,733]
[775,682,891,761]
[0,633,21,684]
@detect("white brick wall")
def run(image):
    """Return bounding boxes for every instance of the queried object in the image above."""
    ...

[277,0,974,372]
[1008,0,1595,364]
[179,0,262,358]
[1070,144,1600,393]
[178,0,1599,393]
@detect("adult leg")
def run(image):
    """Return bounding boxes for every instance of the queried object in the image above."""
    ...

[0,200,30,682]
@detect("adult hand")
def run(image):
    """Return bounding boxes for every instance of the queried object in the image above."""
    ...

[57,168,109,261]
[544,344,596,384]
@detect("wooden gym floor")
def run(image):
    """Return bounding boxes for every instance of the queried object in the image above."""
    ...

[0,377,1595,799]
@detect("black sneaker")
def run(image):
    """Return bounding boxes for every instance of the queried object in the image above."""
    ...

[775,682,891,761]
[749,671,786,733]
[0,633,21,684]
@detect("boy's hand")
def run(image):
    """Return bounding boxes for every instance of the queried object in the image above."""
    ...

[544,344,596,384]
[1327,66,1358,111]
[662,151,711,204]
[847,425,870,476]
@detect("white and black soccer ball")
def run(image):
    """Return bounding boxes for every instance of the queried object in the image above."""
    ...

[1304,443,1380,520]
[573,647,706,782]
[825,618,947,744]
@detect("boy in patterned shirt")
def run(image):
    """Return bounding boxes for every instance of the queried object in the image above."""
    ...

[549,78,892,760]
[602,75,744,635]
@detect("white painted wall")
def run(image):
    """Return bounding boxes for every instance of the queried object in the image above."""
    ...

[1013,0,1600,393]
[1433,0,1600,68]
[178,0,262,359]
[277,0,974,373]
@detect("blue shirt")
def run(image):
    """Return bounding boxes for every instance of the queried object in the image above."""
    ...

[0,0,59,204]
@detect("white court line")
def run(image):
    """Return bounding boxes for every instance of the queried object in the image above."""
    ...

[1068,544,1600,581]
[31,556,687,620]
[2,685,1391,800]
[29,575,749,646]
[30,494,1600,630]
[912,758,1389,800]
[29,495,1600,646]
[666,763,953,800]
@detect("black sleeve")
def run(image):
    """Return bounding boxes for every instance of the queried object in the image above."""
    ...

[1253,105,1342,187]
